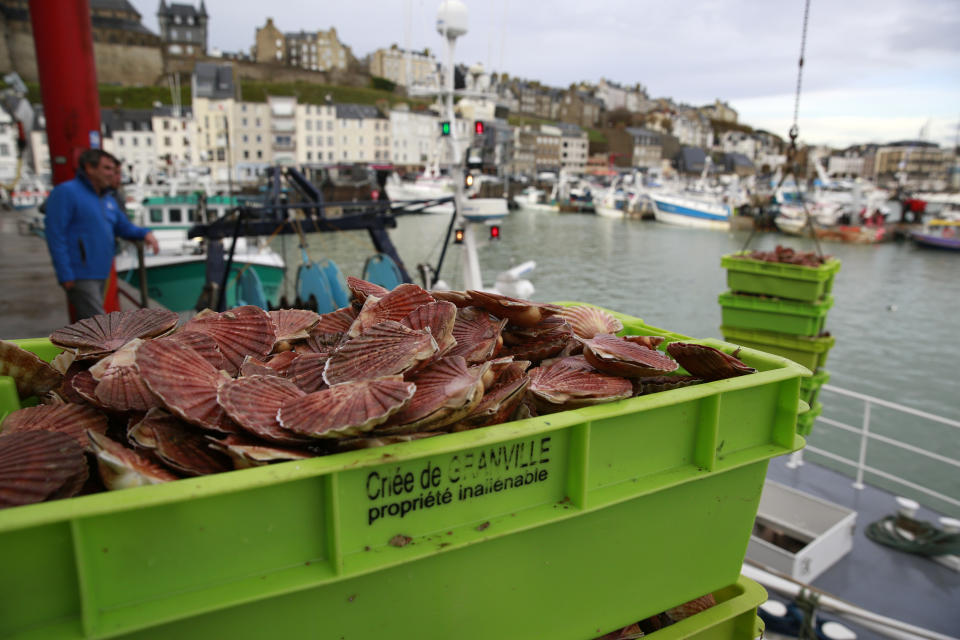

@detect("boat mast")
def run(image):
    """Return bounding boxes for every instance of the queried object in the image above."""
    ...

[437,0,483,291]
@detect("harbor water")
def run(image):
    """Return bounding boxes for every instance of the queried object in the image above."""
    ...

[274,207,960,516]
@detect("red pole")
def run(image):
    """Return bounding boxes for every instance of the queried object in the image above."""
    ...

[30,0,101,186]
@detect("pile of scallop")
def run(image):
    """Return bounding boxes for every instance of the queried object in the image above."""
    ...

[740,245,830,267]
[0,278,756,509]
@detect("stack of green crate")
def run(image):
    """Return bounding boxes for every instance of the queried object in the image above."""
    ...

[719,251,841,435]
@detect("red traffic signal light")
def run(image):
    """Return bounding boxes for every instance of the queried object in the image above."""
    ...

[489,224,500,240]
[474,120,484,135]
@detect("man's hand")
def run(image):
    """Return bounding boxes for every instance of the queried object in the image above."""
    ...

[144,231,160,255]
[62,280,75,290]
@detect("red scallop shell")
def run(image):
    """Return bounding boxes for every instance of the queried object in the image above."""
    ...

[285,352,329,393]
[0,340,63,398]
[239,350,300,378]
[382,357,489,434]
[87,430,178,489]
[323,321,438,386]
[278,376,416,439]
[127,408,175,449]
[466,290,562,328]
[50,308,178,358]
[158,330,225,371]
[501,320,574,363]
[150,419,232,477]
[347,276,390,305]
[623,335,666,350]
[217,375,313,444]
[400,300,458,356]
[208,434,313,469]
[347,283,435,338]
[315,306,358,334]
[635,375,704,395]
[58,362,90,405]
[136,338,238,433]
[181,306,276,374]
[1,402,108,452]
[665,342,756,380]
[0,430,88,508]
[69,370,110,409]
[90,339,162,412]
[666,594,718,622]
[270,309,320,343]
[528,360,633,411]
[300,330,344,357]
[582,334,679,378]
[448,307,507,364]
[460,363,531,429]
[429,289,473,308]
[558,306,624,339]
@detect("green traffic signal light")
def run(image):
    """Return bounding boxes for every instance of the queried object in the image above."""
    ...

[440,121,451,136]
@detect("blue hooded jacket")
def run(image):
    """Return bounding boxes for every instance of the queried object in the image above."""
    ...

[44,172,149,284]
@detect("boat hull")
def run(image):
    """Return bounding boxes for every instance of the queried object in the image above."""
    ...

[910,233,960,251]
[595,204,624,219]
[651,194,730,230]
[116,255,285,312]
[462,198,509,222]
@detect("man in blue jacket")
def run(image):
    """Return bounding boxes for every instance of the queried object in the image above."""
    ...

[44,149,159,320]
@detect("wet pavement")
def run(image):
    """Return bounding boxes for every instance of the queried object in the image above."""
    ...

[0,210,69,339]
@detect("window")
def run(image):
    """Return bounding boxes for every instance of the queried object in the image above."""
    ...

[305,120,312,131]
[164,136,172,146]
[168,208,182,223]
[317,136,323,147]
[118,137,125,147]
[306,136,312,146]
[256,135,262,143]
[174,15,181,24]
[327,136,333,146]
[328,151,333,160]
[374,136,379,146]
[187,208,196,222]
[257,150,263,159]
[326,121,333,131]
[342,136,347,144]
[149,208,163,223]
[242,134,248,143]
[163,121,170,131]
[242,104,247,112]
[217,149,225,161]
[146,138,152,146]
[132,138,139,147]
[242,118,248,127]
[375,122,380,131]
[343,151,347,159]
[255,118,261,127]
[243,150,249,159]
[306,151,312,161]
[375,150,380,160]
[358,136,363,145]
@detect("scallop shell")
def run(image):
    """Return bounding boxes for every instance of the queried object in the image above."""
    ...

[300,330,344,357]
[127,408,180,449]
[150,419,232,477]
[0,340,63,398]
[635,375,704,395]
[460,362,531,429]
[50,308,178,358]
[279,375,416,439]
[89,339,162,412]
[558,306,624,339]
[239,350,300,378]
[323,321,438,386]
[541,354,596,372]
[158,330,225,371]
[666,342,756,380]
[448,307,507,364]
[528,360,633,411]
[0,430,88,508]
[1,403,108,452]
[400,300,458,355]
[315,306,358,334]
[466,290,562,328]
[87,430,178,490]
[136,338,238,433]
[181,305,276,374]
[270,309,320,343]
[665,593,718,622]
[582,334,679,378]
[69,370,108,408]
[501,318,574,363]
[208,434,313,469]
[381,357,489,434]
[335,432,440,452]
[347,283,435,338]
[346,277,389,305]
[217,375,313,444]
[623,335,666,350]
[429,289,474,308]
[50,349,76,375]
[285,352,329,393]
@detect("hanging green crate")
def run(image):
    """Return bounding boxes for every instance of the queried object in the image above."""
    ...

[797,401,824,437]
[720,326,834,372]
[800,369,830,408]
[718,292,833,337]
[722,252,841,302]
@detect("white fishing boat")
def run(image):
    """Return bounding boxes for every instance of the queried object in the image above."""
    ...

[513,185,558,212]
[385,166,455,214]
[650,189,732,230]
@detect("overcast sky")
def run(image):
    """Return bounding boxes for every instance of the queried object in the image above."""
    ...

[131,0,959,148]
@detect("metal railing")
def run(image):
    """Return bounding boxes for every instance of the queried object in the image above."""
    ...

[787,384,960,511]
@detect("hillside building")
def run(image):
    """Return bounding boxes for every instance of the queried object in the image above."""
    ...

[156,1,208,57]
[369,45,437,87]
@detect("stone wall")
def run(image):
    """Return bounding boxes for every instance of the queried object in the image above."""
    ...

[164,54,370,88]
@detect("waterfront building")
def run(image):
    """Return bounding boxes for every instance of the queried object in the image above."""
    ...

[101,109,156,181]
[557,122,588,171]
[253,19,351,72]
[0,108,18,183]
[700,99,738,123]
[719,130,758,161]
[873,142,953,190]
[336,104,390,164]
[827,151,866,179]
[295,102,338,165]
[389,106,440,169]
[559,88,603,129]
[369,45,437,87]
[151,106,195,170]
[511,127,537,177]
[156,0,208,57]
[533,124,562,173]
[28,111,50,181]
[625,127,662,170]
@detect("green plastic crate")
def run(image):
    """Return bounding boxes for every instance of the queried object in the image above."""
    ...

[797,401,824,437]
[720,325,834,372]
[0,313,805,640]
[718,292,833,337]
[611,576,766,640]
[800,369,830,408]
[722,252,841,302]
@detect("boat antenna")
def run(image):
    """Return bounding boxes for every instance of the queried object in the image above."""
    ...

[741,0,823,259]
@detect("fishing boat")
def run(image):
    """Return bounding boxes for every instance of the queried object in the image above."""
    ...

[114,192,285,313]
[513,185,559,212]
[385,167,455,214]
[649,189,732,230]
[910,219,960,251]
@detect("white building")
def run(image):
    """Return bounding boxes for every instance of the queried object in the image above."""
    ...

[0,109,20,184]
[192,97,273,183]
[268,96,297,166]
[558,123,588,171]
[102,109,156,182]
[389,106,440,167]
[296,103,337,164]
[719,131,758,160]
[828,154,865,178]
[369,45,437,87]
[152,107,196,174]
[335,104,390,163]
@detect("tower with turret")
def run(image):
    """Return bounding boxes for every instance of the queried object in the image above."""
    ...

[156,0,208,57]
